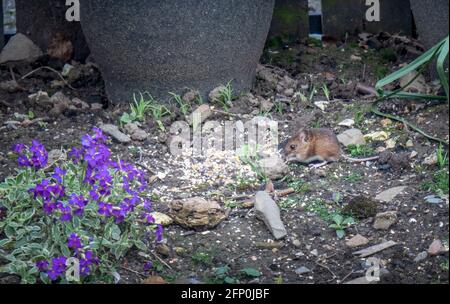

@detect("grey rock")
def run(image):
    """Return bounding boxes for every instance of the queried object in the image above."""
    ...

[295,266,311,275]
[375,186,407,202]
[346,234,369,248]
[124,123,148,141]
[373,211,397,230]
[413,251,428,263]
[259,156,288,180]
[337,128,365,147]
[0,33,43,64]
[428,240,445,256]
[254,191,287,240]
[186,104,213,126]
[99,124,131,144]
[80,0,275,103]
[424,195,444,204]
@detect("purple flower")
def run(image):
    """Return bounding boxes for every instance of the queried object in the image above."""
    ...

[36,260,49,271]
[43,201,57,215]
[69,194,88,216]
[57,203,72,222]
[98,202,113,217]
[12,143,26,154]
[155,224,163,243]
[69,147,84,164]
[144,262,153,271]
[29,140,48,169]
[68,233,82,250]
[30,179,51,201]
[47,268,61,281]
[52,167,67,184]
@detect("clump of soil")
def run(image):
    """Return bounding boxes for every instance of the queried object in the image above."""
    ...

[378,151,411,171]
[342,196,378,219]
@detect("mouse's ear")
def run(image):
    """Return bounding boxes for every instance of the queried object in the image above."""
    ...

[298,130,308,143]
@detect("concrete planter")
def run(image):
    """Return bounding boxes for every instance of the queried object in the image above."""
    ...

[15,0,90,61]
[410,0,449,78]
[80,0,275,103]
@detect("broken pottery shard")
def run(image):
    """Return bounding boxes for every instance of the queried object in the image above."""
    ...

[99,124,131,144]
[254,191,287,240]
[353,241,397,258]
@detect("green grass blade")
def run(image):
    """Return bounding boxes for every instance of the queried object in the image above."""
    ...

[375,37,446,91]
[436,37,449,102]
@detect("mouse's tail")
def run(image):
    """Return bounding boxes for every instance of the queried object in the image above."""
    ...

[342,154,380,163]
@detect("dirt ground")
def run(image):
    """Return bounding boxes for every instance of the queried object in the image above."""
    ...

[0,35,449,284]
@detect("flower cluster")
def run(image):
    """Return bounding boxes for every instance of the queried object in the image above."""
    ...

[13,140,48,169]
[11,127,162,283]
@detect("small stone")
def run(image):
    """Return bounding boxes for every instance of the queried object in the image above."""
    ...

[99,124,131,143]
[406,140,414,147]
[293,239,301,248]
[314,101,329,111]
[28,91,52,109]
[424,195,444,204]
[90,103,103,111]
[284,88,294,97]
[208,86,227,104]
[47,149,67,165]
[0,80,22,93]
[380,118,393,127]
[364,131,389,141]
[124,122,148,141]
[373,211,397,230]
[155,244,170,257]
[385,139,396,149]
[337,129,366,147]
[346,234,369,248]
[423,153,438,166]
[259,155,288,180]
[428,240,444,256]
[410,151,418,159]
[350,54,362,61]
[310,249,319,256]
[295,266,311,275]
[182,90,199,103]
[338,119,355,127]
[186,104,212,126]
[260,99,274,112]
[151,212,173,226]
[413,251,428,262]
[375,186,407,202]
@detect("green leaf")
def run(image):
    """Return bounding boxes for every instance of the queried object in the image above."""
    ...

[436,37,449,101]
[240,268,261,278]
[111,224,121,241]
[342,217,355,226]
[336,229,345,239]
[332,214,344,225]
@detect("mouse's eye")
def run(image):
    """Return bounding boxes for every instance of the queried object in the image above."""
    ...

[290,144,297,150]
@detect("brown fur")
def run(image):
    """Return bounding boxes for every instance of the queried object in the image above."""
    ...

[283,128,379,164]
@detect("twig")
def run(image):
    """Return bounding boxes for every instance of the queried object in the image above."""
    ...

[9,66,16,82]
[20,66,76,90]
[211,109,242,118]
[150,251,173,271]
[340,270,355,283]
[120,266,147,278]
[314,261,337,281]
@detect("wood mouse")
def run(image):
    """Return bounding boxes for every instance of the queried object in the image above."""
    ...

[281,128,379,168]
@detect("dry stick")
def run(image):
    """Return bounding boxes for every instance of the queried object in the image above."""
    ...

[9,66,16,82]
[20,66,76,90]
[340,270,355,283]
[150,251,173,271]
[314,261,337,281]
[120,266,147,278]
[210,108,242,118]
